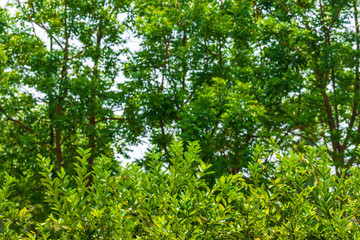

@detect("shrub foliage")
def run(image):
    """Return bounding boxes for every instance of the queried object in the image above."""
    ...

[1,141,360,239]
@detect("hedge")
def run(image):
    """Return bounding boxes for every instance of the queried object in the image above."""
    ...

[1,141,360,239]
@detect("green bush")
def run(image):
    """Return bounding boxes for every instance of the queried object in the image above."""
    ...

[1,141,360,239]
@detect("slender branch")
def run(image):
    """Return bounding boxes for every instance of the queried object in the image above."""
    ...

[160,34,172,93]
[278,0,296,18]
[0,106,36,135]
[298,0,318,19]
[277,0,310,31]
[17,0,64,50]
[293,133,320,148]
[6,118,35,134]
[159,116,169,155]
[253,0,260,20]
[67,33,96,61]
[204,39,220,58]
[218,40,223,69]
[328,3,343,31]
[347,155,357,167]
[95,117,125,124]
[331,66,339,130]
[345,2,360,147]
[321,91,339,153]
[319,0,324,21]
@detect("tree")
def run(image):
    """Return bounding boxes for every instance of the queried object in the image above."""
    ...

[253,0,360,174]
[0,0,130,219]
[121,0,266,177]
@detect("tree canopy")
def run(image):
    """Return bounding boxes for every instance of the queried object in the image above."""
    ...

[1,0,360,236]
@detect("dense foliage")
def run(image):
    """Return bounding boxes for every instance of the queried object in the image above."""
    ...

[2,0,360,237]
[1,141,360,239]
[2,0,360,178]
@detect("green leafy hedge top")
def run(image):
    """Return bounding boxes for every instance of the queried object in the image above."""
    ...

[1,141,360,239]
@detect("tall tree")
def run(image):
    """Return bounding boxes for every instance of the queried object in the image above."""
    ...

[121,0,266,177]
[0,0,130,214]
[252,0,360,174]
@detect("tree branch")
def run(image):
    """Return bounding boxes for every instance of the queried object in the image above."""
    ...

[0,106,36,135]
[95,117,125,124]
[17,0,64,50]
[345,2,360,147]
[160,34,172,93]
[328,3,343,31]
[278,0,296,18]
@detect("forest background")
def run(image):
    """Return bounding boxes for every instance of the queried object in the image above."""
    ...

[1,0,360,238]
